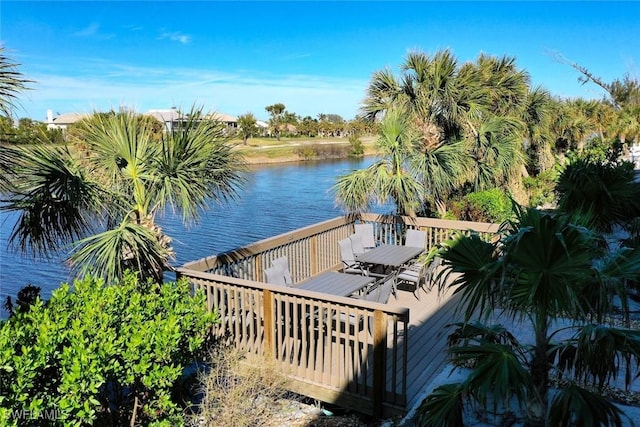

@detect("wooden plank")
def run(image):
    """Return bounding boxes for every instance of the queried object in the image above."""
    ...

[263,289,274,359]
[372,310,386,419]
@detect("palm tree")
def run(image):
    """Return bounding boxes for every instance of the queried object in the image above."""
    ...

[417,205,640,426]
[1,107,245,283]
[236,112,258,145]
[0,47,32,117]
[358,49,545,216]
[332,108,424,216]
[555,156,640,235]
[466,115,527,192]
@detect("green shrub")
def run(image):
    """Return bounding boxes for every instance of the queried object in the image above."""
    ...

[0,272,217,426]
[523,169,557,208]
[348,134,364,157]
[296,146,318,160]
[464,189,513,223]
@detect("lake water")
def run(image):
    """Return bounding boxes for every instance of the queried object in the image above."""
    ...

[0,156,387,316]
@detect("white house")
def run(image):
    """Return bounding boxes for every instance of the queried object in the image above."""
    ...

[46,110,90,130]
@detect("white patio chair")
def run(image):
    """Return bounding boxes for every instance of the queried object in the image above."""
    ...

[263,265,287,286]
[338,238,366,275]
[349,233,366,256]
[405,229,427,249]
[271,256,294,286]
[354,223,376,250]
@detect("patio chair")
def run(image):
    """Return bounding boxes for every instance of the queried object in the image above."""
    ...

[397,255,441,300]
[337,273,396,335]
[405,229,427,249]
[271,256,294,286]
[363,273,396,304]
[354,223,376,250]
[349,233,366,256]
[338,238,366,275]
[264,265,287,286]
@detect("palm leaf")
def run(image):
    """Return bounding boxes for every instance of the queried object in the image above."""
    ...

[415,383,466,427]
[500,208,597,320]
[447,321,522,351]
[437,232,501,320]
[70,218,170,284]
[453,342,532,411]
[151,107,246,222]
[0,48,33,117]
[553,325,640,391]
[332,166,377,213]
[1,145,105,256]
[548,382,626,427]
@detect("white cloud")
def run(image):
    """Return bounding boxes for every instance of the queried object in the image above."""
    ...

[73,23,114,40]
[158,31,191,45]
[74,23,99,37]
[18,61,369,120]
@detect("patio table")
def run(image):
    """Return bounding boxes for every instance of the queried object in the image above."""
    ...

[355,244,424,268]
[297,271,375,297]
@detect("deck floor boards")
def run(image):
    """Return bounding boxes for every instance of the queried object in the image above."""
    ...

[385,272,464,417]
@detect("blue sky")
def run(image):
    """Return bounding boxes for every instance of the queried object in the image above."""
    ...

[2,1,638,121]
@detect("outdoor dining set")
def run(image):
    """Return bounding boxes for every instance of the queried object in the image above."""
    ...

[263,223,441,304]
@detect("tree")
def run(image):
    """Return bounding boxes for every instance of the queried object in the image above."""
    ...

[236,112,258,145]
[358,49,544,215]
[0,47,32,117]
[418,205,640,426]
[555,156,640,234]
[1,107,245,283]
[297,116,318,137]
[265,103,286,141]
[332,108,424,216]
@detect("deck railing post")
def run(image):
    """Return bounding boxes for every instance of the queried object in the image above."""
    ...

[263,289,274,359]
[372,309,386,419]
[310,235,318,276]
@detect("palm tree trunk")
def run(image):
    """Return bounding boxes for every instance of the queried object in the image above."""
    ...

[526,314,549,427]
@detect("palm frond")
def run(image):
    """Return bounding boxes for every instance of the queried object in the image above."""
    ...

[500,208,598,320]
[151,106,246,222]
[548,382,626,427]
[553,324,640,391]
[70,218,170,284]
[447,321,522,351]
[0,48,33,117]
[437,232,501,320]
[415,383,466,427]
[454,342,532,411]
[1,145,105,256]
[331,166,377,213]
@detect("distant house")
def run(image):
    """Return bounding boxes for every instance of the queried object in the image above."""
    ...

[46,110,90,130]
[146,108,182,132]
[208,113,238,129]
[46,108,239,134]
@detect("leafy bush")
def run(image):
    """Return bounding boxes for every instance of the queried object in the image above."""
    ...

[522,168,557,208]
[0,272,217,426]
[556,156,640,233]
[463,188,513,223]
[348,134,364,157]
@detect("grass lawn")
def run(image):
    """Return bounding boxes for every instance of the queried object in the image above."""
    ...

[231,135,378,164]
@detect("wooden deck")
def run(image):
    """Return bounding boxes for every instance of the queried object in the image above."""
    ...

[178,214,497,420]
[387,281,462,419]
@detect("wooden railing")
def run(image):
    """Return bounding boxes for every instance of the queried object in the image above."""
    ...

[177,269,409,417]
[177,214,499,417]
